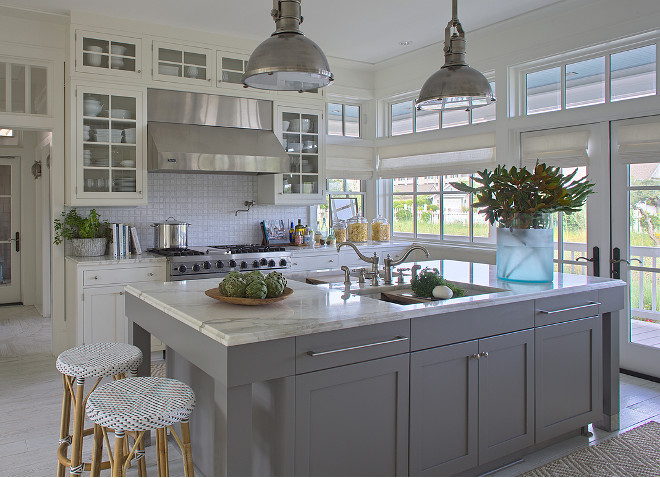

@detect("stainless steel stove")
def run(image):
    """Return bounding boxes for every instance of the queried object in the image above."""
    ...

[148,244,291,281]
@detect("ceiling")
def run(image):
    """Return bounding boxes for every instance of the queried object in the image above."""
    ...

[1,0,566,64]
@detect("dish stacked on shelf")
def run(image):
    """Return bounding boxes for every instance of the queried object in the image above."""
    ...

[113,177,136,192]
[124,128,136,144]
[95,128,109,143]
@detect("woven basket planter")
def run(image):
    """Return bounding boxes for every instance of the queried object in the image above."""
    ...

[71,238,107,257]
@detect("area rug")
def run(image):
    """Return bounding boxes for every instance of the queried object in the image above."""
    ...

[521,421,660,476]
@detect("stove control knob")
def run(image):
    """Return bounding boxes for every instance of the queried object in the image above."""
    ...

[260,258,268,266]
[279,259,288,267]
[203,261,212,270]
[268,259,276,267]
[178,264,187,273]
[240,261,248,269]
[216,260,224,269]
[192,263,201,272]
[229,260,237,268]
[253,260,260,268]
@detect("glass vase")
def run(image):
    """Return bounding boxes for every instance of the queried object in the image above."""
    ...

[496,213,554,282]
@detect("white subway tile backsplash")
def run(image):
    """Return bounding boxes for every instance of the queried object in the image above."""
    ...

[73,173,309,248]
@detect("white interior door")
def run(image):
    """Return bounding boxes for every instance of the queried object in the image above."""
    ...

[611,116,660,377]
[0,156,21,303]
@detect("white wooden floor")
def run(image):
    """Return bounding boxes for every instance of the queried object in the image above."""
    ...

[631,318,660,347]
[1,306,659,477]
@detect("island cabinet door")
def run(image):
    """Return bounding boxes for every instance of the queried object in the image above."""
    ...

[535,316,603,443]
[478,329,534,465]
[82,286,126,344]
[409,340,479,476]
[294,354,409,476]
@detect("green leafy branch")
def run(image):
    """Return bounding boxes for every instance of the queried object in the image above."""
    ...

[53,208,110,245]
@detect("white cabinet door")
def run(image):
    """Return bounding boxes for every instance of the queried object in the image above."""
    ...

[82,286,126,344]
[258,104,325,205]
[216,49,250,90]
[75,30,142,78]
[153,41,215,86]
[73,84,146,206]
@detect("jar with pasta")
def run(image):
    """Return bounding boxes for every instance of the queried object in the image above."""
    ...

[371,216,390,242]
[347,216,368,243]
[333,220,347,244]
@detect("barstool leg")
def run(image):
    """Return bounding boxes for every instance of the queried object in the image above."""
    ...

[135,432,147,477]
[90,424,103,476]
[180,420,194,477]
[156,428,170,477]
[69,377,85,476]
[112,430,126,477]
[57,375,72,477]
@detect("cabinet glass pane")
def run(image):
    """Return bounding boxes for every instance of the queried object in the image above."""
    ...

[611,44,657,102]
[302,175,319,194]
[109,96,136,119]
[289,155,301,173]
[392,101,413,136]
[283,133,300,153]
[184,66,205,80]
[283,113,299,132]
[221,71,242,83]
[83,169,110,192]
[301,114,317,134]
[111,145,136,168]
[0,63,5,112]
[158,63,182,77]
[159,48,182,63]
[283,174,298,194]
[184,51,206,67]
[111,57,135,72]
[566,57,605,109]
[110,41,135,58]
[83,37,109,53]
[345,105,360,138]
[83,93,109,117]
[301,134,318,153]
[526,67,561,115]
[83,52,108,69]
[327,103,343,136]
[30,66,47,115]
[111,169,137,192]
[11,64,25,113]
[83,144,109,167]
[301,156,318,174]
[222,57,243,72]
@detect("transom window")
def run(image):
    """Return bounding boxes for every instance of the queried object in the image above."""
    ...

[391,175,493,243]
[525,43,657,115]
[327,103,360,138]
[390,82,496,136]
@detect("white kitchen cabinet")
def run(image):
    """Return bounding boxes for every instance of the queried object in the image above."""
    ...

[66,258,166,349]
[216,49,250,90]
[71,83,146,206]
[152,41,215,86]
[75,30,143,78]
[290,250,339,272]
[258,104,325,205]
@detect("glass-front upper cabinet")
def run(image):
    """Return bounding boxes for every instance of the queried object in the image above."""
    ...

[257,105,325,205]
[74,84,145,205]
[75,30,142,78]
[153,41,215,86]
[216,49,250,89]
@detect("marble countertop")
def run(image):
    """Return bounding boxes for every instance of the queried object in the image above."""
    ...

[125,260,625,347]
[66,253,167,266]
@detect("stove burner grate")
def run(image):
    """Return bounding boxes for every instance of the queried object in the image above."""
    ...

[210,244,286,254]
[147,248,206,257]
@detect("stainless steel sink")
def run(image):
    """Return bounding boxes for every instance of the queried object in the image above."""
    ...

[352,281,508,305]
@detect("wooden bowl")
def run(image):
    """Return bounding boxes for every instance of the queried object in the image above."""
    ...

[204,287,293,306]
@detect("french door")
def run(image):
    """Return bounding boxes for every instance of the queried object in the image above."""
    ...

[611,116,660,377]
[0,157,21,303]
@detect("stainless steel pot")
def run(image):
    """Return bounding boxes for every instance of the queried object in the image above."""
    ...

[151,217,190,249]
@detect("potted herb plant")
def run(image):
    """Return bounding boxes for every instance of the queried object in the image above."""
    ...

[452,163,594,282]
[54,208,111,256]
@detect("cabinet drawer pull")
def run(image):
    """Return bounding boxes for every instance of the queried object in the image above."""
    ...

[329,259,334,262]
[537,301,600,314]
[119,291,124,295]
[93,275,99,280]
[307,336,408,357]
[148,272,154,276]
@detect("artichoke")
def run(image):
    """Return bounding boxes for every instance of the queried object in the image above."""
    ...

[224,271,244,282]
[244,270,265,285]
[222,277,247,298]
[245,278,267,299]
[265,271,287,298]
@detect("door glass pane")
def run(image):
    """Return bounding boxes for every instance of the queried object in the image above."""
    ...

[556,167,588,275]
[566,57,605,109]
[526,67,561,115]
[345,105,360,137]
[11,64,25,113]
[611,44,656,102]
[391,101,413,136]
[0,164,11,286]
[393,194,414,235]
[628,162,660,346]
[0,242,10,285]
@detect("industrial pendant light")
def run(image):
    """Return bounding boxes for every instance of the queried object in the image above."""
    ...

[242,0,334,92]
[416,0,494,111]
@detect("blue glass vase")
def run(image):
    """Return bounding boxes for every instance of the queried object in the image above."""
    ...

[496,213,553,283]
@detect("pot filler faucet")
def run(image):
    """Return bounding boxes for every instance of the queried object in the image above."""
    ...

[383,246,429,285]
[336,242,380,286]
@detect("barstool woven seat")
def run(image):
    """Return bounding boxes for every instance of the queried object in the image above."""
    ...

[86,377,196,477]
[56,343,143,477]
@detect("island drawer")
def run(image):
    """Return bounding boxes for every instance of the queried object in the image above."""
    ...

[296,320,410,374]
[83,266,164,286]
[534,291,599,326]
[290,253,339,272]
[411,301,534,352]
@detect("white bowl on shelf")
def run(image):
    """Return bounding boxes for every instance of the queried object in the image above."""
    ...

[83,100,103,117]
[300,118,312,133]
[110,45,127,55]
[159,64,180,76]
[282,120,290,131]
[111,109,131,119]
[120,160,136,168]
[110,57,124,69]
[185,66,199,79]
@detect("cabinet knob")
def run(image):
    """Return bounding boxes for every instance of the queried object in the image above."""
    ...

[137,69,142,74]
[148,272,154,276]
[479,351,489,358]
[208,78,212,82]
[469,354,480,359]
[93,275,98,280]
[119,291,124,295]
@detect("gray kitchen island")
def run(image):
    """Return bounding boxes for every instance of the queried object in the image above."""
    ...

[124,260,625,476]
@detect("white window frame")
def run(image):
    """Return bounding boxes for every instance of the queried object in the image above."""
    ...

[327,102,361,138]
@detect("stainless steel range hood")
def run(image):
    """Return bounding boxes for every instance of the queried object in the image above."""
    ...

[147,89,289,174]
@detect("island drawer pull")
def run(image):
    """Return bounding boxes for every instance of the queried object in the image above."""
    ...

[537,301,600,314]
[307,336,408,357]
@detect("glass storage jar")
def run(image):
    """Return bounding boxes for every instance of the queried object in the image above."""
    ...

[371,216,390,242]
[333,220,347,243]
[347,215,368,243]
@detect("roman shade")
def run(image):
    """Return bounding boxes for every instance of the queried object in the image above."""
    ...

[521,126,591,168]
[325,144,374,180]
[377,132,496,179]
[613,115,660,164]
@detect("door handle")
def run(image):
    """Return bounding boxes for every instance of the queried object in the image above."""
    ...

[6,232,19,252]
[611,247,641,279]
[575,246,600,277]
[610,258,642,265]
